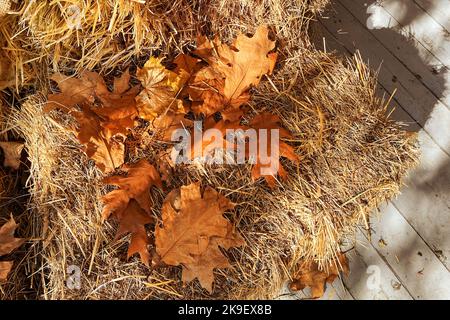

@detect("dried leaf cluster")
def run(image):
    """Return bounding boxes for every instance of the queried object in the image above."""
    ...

[43,26,344,295]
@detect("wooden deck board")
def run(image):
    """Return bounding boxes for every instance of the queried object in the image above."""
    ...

[368,203,450,299]
[321,1,450,154]
[312,0,450,300]
[364,0,450,67]
[413,0,450,32]
[340,0,450,110]
[344,229,414,300]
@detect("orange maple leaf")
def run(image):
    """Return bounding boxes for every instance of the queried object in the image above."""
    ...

[102,159,162,266]
[155,182,244,292]
[248,113,299,188]
[46,70,139,172]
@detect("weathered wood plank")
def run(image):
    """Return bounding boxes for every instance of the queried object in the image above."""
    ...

[392,130,450,270]
[368,202,450,299]
[339,0,450,110]
[364,0,450,67]
[320,1,450,154]
[343,230,414,300]
[413,0,450,32]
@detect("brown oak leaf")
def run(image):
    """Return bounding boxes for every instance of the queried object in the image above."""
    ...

[0,216,25,283]
[155,182,244,292]
[184,111,298,188]
[102,159,162,266]
[290,253,349,299]
[0,141,24,170]
[46,70,139,172]
[188,25,277,116]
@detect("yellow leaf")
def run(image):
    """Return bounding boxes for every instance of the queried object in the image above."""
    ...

[136,57,186,121]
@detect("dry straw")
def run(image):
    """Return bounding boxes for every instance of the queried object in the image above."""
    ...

[1,0,418,299]
[5,0,326,77]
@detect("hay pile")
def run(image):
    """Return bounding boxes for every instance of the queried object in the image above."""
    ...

[0,0,418,300]
[3,0,326,81]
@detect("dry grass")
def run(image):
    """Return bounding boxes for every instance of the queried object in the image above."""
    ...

[0,0,419,300]
[3,0,327,81]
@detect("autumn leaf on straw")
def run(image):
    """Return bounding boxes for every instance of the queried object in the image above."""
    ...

[188,25,277,116]
[136,56,199,141]
[101,159,162,266]
[0,142,24,170]
[184,110,298,189]
[155,182,244,292]
[249,113,300,188]
[46,70,139,172]
[188,112,246,161]
[0,216,25,283]
[136,56,187,121]
[290,253,349,299]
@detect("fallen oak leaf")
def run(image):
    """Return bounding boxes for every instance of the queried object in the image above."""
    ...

[0,216,26,283]
[182,111,298,189]
[155,182,244,292]
[102,159,162,266]
[217,25,277,105]
[188,115,246,162]
[188,25,277,116]
[181,224,243,292]
[0,141,24,170]
[46,69,139,112]
[290,253,349,299]
[248,112,299,188]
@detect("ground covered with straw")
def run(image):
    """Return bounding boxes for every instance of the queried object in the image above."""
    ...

[0,0,418,300]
